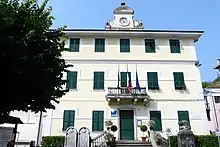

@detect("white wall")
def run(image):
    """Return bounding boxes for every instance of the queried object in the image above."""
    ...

[62,38,197,62]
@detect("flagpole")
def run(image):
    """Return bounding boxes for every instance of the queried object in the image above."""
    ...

[117,64,120,88]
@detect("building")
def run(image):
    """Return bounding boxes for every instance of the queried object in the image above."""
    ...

[204,59,220,133]
[0,110,52,143]
[49,2,208,140]
[204,88,220,133]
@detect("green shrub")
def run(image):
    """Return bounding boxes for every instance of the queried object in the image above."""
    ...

[41,136,65,147]
[168,135,218,147]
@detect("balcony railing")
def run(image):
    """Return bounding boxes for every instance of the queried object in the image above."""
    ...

[106,87,149,97]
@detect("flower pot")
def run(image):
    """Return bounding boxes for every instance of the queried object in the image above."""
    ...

[141,136,147,142]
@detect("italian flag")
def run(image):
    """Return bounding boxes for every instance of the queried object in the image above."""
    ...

[127,72,132,92]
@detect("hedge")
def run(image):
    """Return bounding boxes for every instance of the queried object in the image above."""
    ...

[42,135,219,147]
[41,136,65,147]
[169,135,219,147]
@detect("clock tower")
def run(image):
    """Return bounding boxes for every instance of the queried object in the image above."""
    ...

[105,2,144,30]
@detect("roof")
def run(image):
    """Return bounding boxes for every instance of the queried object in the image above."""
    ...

[60,29,204,42]
[113,2,134,14]
[0,115,23,124]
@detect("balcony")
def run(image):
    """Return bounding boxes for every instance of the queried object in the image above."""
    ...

[105,87,150,105]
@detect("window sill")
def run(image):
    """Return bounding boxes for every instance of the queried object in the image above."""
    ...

[93,89,105,92]
[69,89,78,91]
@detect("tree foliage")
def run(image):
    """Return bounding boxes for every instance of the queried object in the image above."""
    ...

[0,0,71,117]
[202,77,220,88]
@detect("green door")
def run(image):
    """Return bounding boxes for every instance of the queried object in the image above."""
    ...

[119,110,134,140]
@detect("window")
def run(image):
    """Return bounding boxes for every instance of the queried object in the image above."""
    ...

[178,111,190,127]
[150,111,162,131]
[214,96,220,103]
[92,111,104,131]
[170,39,180,53]
[173,72,186,90]
[63,110,75,131]
[145,39,156,53]
[95,38,105,52]
[93,72,104,89]
[69,38,80,52]
[120,72,131,87]
[120,39,130,52]
[147,72,159,90]
[66,71,78,89]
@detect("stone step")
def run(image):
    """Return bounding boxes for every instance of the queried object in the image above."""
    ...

[116,140,152,147]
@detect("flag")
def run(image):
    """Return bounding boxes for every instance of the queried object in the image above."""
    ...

[136,72,141,92]
[127,71,132,92]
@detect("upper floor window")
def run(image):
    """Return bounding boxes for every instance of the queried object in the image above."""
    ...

[173,72,186,90]
[145,39,156,53]
[214,96,220,103]
[169,39,180,53]
[66,71,78,90]
[95,38,105,52]
[147,72,159,90]
[93,72,105,90]
[120,39,130,52]
[69,38,80,52]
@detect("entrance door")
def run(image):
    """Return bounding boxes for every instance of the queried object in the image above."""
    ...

[119,110,134,140]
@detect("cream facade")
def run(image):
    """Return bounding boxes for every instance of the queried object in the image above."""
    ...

[49,3,209,140]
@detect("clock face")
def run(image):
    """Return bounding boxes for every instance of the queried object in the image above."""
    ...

[119,17,129,26]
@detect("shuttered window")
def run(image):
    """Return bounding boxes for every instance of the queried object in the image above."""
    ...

[170,39,180,53]
[145,39,156,53]
[120,72,131,87]
[69,38,80,52]
[178,111,190,127]
[63,110,75,131]
[93,72,104,89]
[92,111,104,131]
[120,39,130,52]
[150,111,162,131]
[66,71,77,89]
[147,72,159,90]
[173,72,186,90]
[95,38,105,52]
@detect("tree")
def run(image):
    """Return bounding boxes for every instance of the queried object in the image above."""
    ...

[0,0,72,118]
[202,76,220,88]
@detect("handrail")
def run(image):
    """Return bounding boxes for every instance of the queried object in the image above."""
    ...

[91,131,107,147]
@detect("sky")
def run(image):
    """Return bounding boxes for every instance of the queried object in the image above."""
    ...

[48,0,220,82]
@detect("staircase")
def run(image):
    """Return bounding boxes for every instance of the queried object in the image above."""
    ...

[116,140,152,147]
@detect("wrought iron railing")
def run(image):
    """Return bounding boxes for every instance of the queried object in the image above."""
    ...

[106,87,149,97]
[91,131,107,147]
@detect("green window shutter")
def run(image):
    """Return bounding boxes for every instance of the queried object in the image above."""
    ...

[120,39,130,52]
[63,110,75,131]
[147,72,159,90]
[120,72,131,87]
[93,72,104,89]
[69,38,80,52]
[95,38,105,52]
[178,111,190,127]
[173,72,185,89]
[150,111,162,131]
[145,39,156,53]
[66,71,78,89]
[170,39,180,53]
[92,111,104,131]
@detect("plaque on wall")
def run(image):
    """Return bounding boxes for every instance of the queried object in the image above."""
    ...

[111,110,117,117]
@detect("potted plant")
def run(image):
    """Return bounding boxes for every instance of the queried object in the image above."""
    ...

[148,120,156,131]
[111,125,118,142]
[104,120,117,146]
[140,125,148,142]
